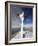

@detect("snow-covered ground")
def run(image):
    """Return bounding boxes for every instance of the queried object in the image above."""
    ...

[11,30,32,39]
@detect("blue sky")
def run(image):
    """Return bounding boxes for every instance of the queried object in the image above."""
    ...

[22,8,32,24]
[10,5,32,26]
